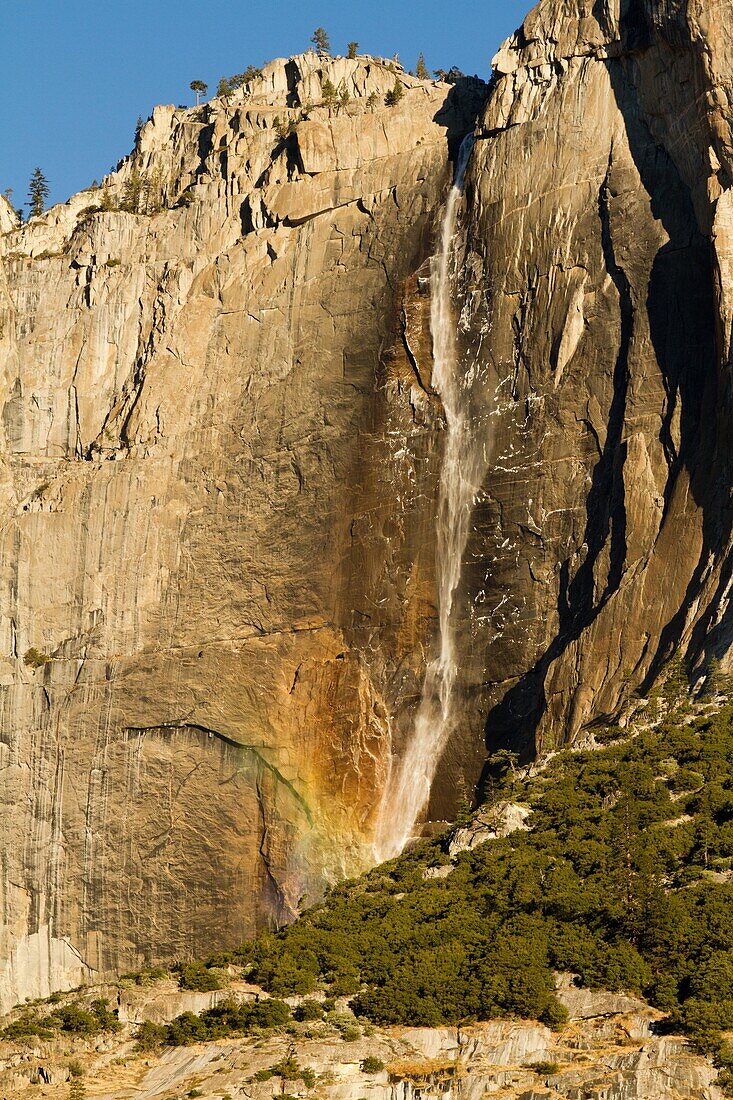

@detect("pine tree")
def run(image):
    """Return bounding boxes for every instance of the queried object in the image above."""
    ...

[416,53,429,80]
[385,79,404,107]
[311,27,331,55]
[189,79,208,105]
[121,168,145,214]
[347,41,358,59]
[27,167,49,218]
[321,79,338,112]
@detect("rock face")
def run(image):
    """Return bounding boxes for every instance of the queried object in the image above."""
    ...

[0,54,484,1007]
[5,0,733,1010]
[0,981,723,1100]
[428,0,733,809]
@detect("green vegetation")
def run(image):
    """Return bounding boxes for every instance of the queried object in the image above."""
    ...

[254,1057,314,1085]
[347,42,359,59]
[27,167,49,218]
[134,1019,168,1050]
[189,79,208,104]
[135,997,292,1049]
[2,998,120,1042]
[176,960,226,992]
[2,187,21,222]
[121,168,145,214]
[119,965,169,986]
[217,67,263,98]
[321,79,338,111]
[523,1060,560,1076]
[415,53,429,80]
[23,647,50,668]
[293,999,323,1021]
[311,27,331,55]
[361,1057,385,1073]
[273,115,297,140]
[385,80,404,107]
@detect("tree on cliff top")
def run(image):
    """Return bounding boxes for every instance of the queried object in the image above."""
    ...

[27,167,49,218]
[190,79,208,105]
[347,41,359,59]
[416,53,429,80]
[311,27,331,55]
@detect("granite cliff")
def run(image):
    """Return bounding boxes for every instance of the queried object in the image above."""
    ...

[2,0,733,1012]
[0,53,484,1008]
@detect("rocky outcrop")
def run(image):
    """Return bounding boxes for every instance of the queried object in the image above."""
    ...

[0,982,723,1099]
[0,53,484,1007]
[428,0,733,809]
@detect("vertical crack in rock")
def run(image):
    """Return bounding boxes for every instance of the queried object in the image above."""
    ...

[564,154,631,625]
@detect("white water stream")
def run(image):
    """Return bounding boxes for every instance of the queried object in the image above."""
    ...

[374,135,485,862]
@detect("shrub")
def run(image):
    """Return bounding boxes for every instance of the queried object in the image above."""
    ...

[294,999,323,1021]
[246,998,291,1029]
[361,1057,385,1073]
[271,1057,302,1080]
[24,647,50,668]
[90,998,121,1032]
[68,1060,85,1078]
[52,1004,99,1035]
[523,1061,559,1076]
[178,961,224,992]
[539,999,569,1031]
[167,1011,211,1046]
[2,1014,55,1040]
[256,1057,313,1083]
[135,1020,167,1051]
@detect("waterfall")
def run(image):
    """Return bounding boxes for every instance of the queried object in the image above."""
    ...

[374,134,483,862]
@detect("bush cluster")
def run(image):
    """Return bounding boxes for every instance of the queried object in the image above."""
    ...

[2,999,120,1041]
[135,997,291,1049]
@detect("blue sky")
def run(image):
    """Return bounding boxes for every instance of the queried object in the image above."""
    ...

[1,0,531,211]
